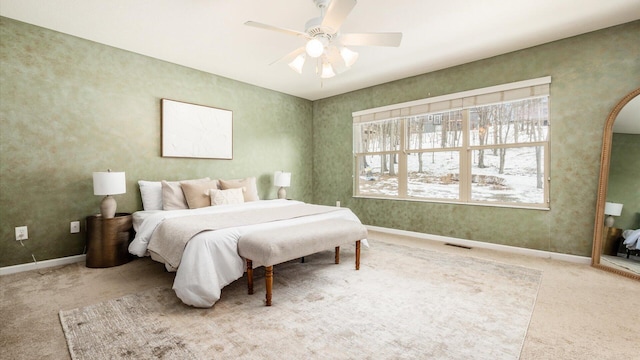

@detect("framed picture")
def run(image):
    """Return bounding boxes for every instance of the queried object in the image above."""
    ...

[161,98,233,159]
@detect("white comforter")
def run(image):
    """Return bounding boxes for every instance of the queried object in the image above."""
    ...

[622,229,640,251]
[128,200,365,308]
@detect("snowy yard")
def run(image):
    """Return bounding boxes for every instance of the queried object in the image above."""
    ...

[358,145,545,204]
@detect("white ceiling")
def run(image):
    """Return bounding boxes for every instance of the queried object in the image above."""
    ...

[1,0,639,101]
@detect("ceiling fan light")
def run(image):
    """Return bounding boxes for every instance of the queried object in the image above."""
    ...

[288,54,306,74]
[320,62,336,79]
[340,47,359,67]
[306,38,324,58]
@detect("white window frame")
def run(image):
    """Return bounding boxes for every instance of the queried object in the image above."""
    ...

[352,77,551,210]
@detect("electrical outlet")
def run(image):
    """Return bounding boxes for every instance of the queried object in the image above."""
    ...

[336,200,341,207]
[70,221,80,234]
[15,226,28,241]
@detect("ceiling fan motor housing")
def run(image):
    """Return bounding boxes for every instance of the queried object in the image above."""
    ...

[305,16,336,40]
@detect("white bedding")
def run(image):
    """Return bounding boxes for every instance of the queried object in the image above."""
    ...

[622,229,640,251]
[129,199,366,308]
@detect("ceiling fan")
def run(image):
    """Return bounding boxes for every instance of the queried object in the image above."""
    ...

[245,0,402,79]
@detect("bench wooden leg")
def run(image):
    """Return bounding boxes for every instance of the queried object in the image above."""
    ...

[335,246,340,264]
[246,259,254,295]
[355,240,361,270]
[265,265,273,306]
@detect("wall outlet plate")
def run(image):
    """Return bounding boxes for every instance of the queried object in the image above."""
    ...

[70,221,80,233]
[15,226,28,241]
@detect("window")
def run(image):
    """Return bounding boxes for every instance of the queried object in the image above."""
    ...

[353,77,550,208]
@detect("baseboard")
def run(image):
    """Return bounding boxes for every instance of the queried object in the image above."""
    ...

[0,227,589,275]
[366,225,591,264]
[0,254,86,276]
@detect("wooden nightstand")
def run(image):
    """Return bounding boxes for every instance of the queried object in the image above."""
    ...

[85,212,133,268]
[602,227,622,256]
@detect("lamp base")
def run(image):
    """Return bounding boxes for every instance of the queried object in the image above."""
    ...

[100,195,117,218]
[277,187,287,199]
[604,215,615,228]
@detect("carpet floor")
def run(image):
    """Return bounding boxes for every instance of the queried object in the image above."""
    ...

[1,230,639,359]
[59,241,541,359]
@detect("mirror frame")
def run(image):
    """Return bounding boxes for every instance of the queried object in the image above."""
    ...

[592,87,640,280]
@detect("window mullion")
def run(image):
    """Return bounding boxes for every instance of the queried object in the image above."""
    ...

[398,118,408,197]
[460,109,471,202]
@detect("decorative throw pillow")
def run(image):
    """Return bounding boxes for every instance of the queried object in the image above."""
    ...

[180,179,220,209]
[209,188,245,206]
[138,180,162,211]
[219,177,259,202]
[161,178,210,210]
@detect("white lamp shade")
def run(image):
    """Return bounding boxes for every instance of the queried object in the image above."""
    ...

[320,62,336,79]
[604,202,623,216]
[288,54,306,74]
[93,171,126,195]
[340,47,359,67]
[274,171,291,187]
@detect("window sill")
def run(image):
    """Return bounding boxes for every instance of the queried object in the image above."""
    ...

[352,195,550,211]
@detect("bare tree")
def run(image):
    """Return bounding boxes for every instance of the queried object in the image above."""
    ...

[475,108,491,168]
[497,104,512,174]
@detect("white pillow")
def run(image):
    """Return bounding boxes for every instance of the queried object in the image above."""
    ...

[138,180,163,211]
[209,188,245,206]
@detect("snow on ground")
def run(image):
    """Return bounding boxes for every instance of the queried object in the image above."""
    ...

[359,145,544,204]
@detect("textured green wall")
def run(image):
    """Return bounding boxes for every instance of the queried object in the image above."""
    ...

[312,21,640,256]
[0,17,313,267]
[2,17,639,267]
[607,133,640,230]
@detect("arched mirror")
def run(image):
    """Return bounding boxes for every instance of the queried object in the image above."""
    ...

[592,88,640,280]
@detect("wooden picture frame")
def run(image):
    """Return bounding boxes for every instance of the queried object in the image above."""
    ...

[161,98,233,159]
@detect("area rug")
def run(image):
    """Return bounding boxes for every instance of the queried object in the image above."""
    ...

[59,240,542,359]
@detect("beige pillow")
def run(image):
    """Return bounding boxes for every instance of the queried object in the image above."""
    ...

[180,179,220,209]
[219,177,259,202]
[209,188,245,206]
[161,178,210,210]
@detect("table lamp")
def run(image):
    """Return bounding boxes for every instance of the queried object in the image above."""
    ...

[604,202,623,227]
[274,171,291,199]
[93,170,126,218]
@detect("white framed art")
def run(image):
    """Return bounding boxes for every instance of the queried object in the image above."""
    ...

[161,98,233,159]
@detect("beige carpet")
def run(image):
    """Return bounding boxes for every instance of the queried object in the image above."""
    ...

[59,241,541,359]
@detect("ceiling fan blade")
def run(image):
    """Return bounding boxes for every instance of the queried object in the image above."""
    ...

[321,0,357,33]
[245,21,308,39]
[340,32,403,47]
[269,47,306,66]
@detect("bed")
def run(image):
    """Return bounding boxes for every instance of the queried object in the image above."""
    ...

[128,177,367,308]
[622,229,640,258]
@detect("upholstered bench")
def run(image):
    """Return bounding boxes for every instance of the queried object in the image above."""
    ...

[237,218,368,306]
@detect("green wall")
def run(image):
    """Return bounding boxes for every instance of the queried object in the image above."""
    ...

[0,17,313,267]
[2,17,639,267]
[607,133,640,230]
[312,21,640,256]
